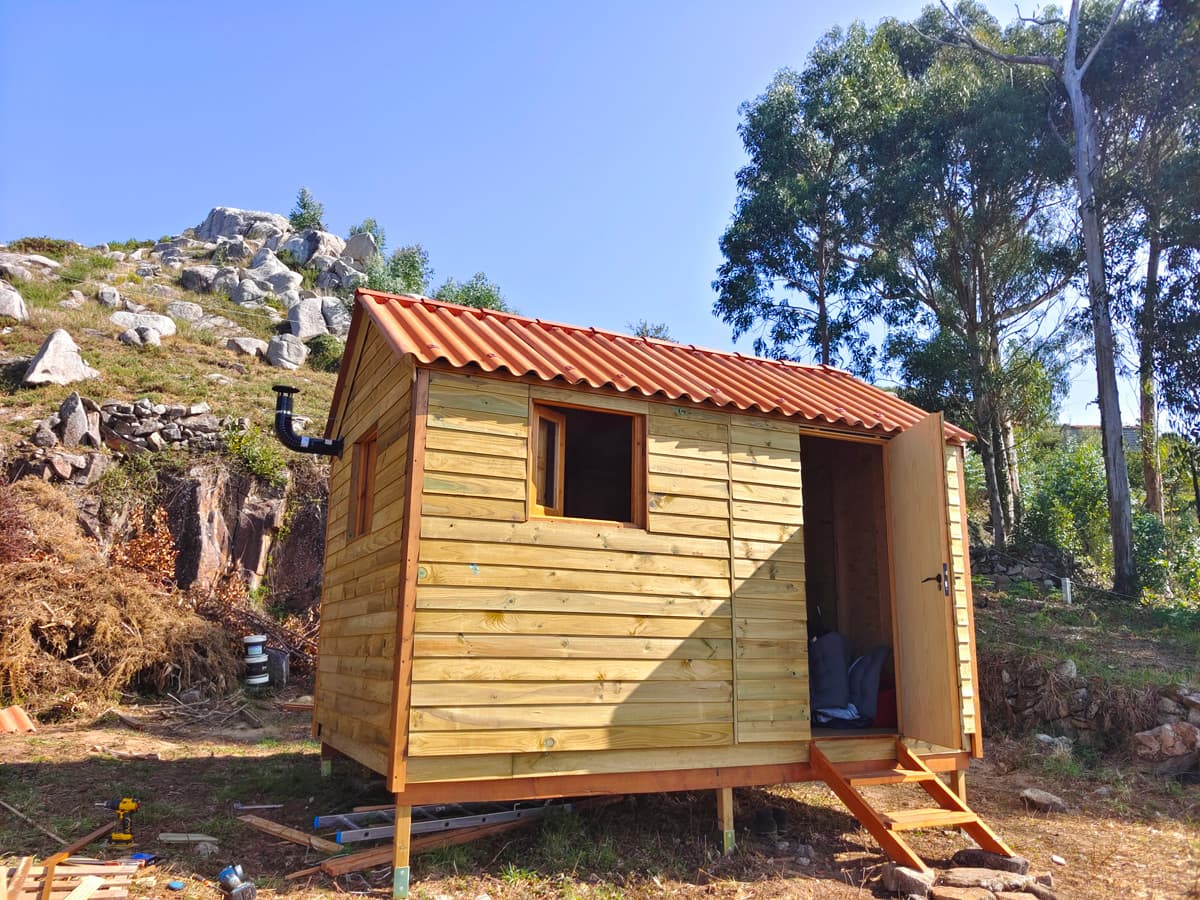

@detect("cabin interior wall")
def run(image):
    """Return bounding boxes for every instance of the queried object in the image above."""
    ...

[799,437,893,659]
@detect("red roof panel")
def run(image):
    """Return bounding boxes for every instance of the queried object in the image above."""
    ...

[356,291,971,441]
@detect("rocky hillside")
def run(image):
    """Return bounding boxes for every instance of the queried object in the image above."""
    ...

[0,207,365,709]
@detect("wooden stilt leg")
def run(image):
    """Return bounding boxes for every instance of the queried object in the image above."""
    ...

[948,769,967,803]
[392,799,412,899]
[716,787,735,855]
[320,742,334,778]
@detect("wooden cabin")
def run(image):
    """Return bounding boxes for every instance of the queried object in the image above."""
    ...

[304,290,1013,897]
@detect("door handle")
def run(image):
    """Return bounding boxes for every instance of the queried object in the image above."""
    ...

[921,563,952,596]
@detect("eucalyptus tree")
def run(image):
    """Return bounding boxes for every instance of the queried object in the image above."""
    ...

[1092,0,1200,523]
[939,0,1139,595]
[713,24,896,372]
[867,9,1077,548]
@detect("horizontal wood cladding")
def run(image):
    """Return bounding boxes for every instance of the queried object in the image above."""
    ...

[315,324,413,774]
[408,376,813,770]
[731,417,809,744]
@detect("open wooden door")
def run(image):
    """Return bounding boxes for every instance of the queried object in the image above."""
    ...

[885,413,961,750]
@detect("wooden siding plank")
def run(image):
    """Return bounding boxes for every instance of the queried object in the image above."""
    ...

[413,634,732,660]
[410,680,733,706]
[414,610,732,639]
[408,723,734,756]
[411,658,732,682]
[410,702,732,731]
[415,585,729,619]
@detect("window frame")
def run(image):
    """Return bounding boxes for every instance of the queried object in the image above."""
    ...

[347,428,378,540]
[528,399,646,528]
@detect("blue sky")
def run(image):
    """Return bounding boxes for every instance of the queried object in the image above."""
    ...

[0,1,1137,424]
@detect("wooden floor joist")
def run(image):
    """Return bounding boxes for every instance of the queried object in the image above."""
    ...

[811,737,1014,874]
[236,814,341,853]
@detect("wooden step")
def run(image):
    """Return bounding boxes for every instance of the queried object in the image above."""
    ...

[846,767,938,787]
[880,808,980,831]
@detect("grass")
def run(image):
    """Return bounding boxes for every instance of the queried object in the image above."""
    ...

[0,249,337,454]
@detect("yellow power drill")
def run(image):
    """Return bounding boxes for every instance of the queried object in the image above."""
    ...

[98,797,139,844]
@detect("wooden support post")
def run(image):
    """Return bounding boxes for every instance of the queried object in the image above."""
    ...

[716,787,735,855]
[392,800,412,899]
[948,769,967,803]
[320,742,335,778]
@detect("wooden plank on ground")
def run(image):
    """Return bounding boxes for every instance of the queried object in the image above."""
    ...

[236,815,341,853]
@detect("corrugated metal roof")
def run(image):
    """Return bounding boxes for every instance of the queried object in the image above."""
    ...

[355,290,972,441]
[0,705,36,734]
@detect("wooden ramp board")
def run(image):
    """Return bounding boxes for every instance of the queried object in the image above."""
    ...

[3,862,138,900]
[811,737,1014,874]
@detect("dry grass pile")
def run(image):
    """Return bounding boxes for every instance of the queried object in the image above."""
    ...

[0,480,238,719]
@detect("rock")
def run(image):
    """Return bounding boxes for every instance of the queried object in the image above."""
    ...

[1054,659,1077,679]
[938,869,1039,894]
[278,229,346,267]
[331,257,366,287]
[193,207,291,241]
[193,314,242,335]
[118,328,143,346]
[267,333,308,369]
[880,864,935,896]
[343,230,378,264]
[180,265,220,293]
[0,251,62,280]
[1132,721,1200,775]
[929,887,995,900]
[279,288,301,308]
[96,285,121,308]
[230,279,267,306]
[287,297,328,340]
[57,392,91,448]
[266,648,289,686]
[0,280,29,321]
[165,301,205,323]
[135,263,160,278]
[1176,688,1200,710]
[321,296,352,337]
[213,235,251,262]
[213,266,240,295]
[1033,734,1072,754]
[136,326,162,347]
[227,337,268,358]
[59,289,87,310]
[308,253,338,273]
[949,850,1029,875]
[122,297,146,313]
[179,414,220,434]
[245,248,303,294]
[110,311,177,337]
[32,419,58,448]
[1158,696,1187,719]
[1049,855,1065,866]
[104,250,126,262]
[23,330,100,386]
[1019,788,1068,813]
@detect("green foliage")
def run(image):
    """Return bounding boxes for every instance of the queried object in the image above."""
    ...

[6,237,77,259]
[1133,512,1171,596]
[96,451,171,512]
[348,217,386,255]
[305,334,345,373]
[365,244,433,295]
[1021,442,1110,568]
[435,272,509,311]
[223,426,288,487]
[628,319,673,340]
[288,186,327,232]
[107,238,156,252]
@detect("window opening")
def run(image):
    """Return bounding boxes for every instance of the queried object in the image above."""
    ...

[531,403,642,525]
[349,430,377,538]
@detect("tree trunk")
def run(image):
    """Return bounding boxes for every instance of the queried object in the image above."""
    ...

[1002,412,1023,532]
[1140,224,1164,522]
[974,390,1007,549]
[1065,72,1137,597]
[1189,444,1200,524]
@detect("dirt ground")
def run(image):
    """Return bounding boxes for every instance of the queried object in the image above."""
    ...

[1,699,1197,900]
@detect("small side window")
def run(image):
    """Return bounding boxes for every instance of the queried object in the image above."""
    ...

[348,430,377,539]
[530,402,644,526]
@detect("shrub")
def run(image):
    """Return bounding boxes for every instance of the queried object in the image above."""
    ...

[107,238,156,252]
[223,426,288,487]
[7,236,77,259]
[305,334,345,373]
[1020,442,1110,570]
